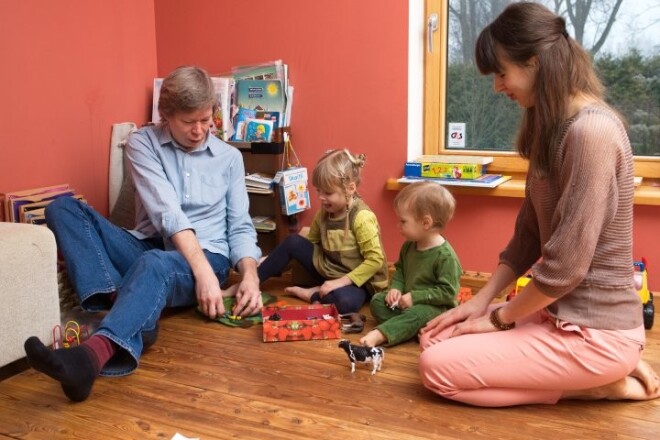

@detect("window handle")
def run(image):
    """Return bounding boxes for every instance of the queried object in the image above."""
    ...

[427,13,439,53]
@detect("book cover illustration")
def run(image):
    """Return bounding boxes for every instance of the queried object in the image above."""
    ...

[236,80,285,114]
[244,119,274,142]
[210,77,236,142]
[232,108,257,141]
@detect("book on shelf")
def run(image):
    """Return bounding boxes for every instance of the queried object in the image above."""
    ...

[151,78,164,123]
[232,108,257,141]
[245,172,275,189]
[397,174,512,189]
[244,118,274,142]
[211,77,236,142]
[232,60,287,90]
[236,79,286,115]
[2,184,74,223]
[251,215,277,232]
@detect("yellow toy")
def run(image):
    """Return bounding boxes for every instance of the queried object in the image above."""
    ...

[635,258,654,329]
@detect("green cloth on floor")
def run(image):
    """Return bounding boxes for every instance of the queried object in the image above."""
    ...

[202,292,277,328]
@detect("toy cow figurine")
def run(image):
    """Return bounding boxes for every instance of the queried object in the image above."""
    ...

[338,339,384,375]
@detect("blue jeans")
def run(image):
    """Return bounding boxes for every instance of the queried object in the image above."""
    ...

[258,234,367,314]
[46,197,230,376]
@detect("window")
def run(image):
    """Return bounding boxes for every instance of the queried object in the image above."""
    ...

[424,0,660,178]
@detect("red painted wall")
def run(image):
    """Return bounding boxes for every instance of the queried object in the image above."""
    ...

[2,1,657,288]
[0,0,158,215]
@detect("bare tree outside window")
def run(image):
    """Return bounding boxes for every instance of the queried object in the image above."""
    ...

[444,0,660,156]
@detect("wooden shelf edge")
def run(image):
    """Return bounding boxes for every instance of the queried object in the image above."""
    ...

[386,178,660,206]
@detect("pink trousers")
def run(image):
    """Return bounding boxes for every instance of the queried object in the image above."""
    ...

[418,305,645,407]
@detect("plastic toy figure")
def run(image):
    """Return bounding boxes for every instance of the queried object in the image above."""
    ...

[338,339,384,375]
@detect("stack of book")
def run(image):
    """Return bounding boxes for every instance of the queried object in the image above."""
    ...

[151,60,293,143]
[251,215,276,232]
[0,184,86,224]
[245,172,275,195]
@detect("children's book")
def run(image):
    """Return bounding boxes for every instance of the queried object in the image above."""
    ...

[397,174,512,189]
[244,119,274,142]
[256,111,280,135]
[236,80,286,115]
[232,60,287,89]
[245,172,275,189]
[2,184,72,222]
[211,77,236,142]
[232,108,257,141]
[251,215,277,232]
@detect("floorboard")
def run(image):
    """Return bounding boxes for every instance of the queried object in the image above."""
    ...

[1,277,658,440]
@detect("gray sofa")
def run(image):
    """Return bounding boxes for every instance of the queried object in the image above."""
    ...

[0,222,60,368]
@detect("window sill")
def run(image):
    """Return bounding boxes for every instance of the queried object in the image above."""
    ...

[386,177,660,206]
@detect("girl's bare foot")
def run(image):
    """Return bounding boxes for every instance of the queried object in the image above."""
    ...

[284,286,319,302]
[360,329,386,347]
[561,360,660,401]
[222,284,239,297]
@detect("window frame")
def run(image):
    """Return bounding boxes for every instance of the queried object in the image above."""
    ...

[423,0,660,179]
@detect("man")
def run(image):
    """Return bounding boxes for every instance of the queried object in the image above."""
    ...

[24,66,262,402]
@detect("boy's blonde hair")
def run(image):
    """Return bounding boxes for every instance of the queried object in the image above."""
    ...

[394,181,455,229]
[312,149,366,194]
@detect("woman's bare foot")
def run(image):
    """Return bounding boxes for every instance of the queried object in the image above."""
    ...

[360,329,386,347]
[222,284,239,297]
[562,360,660,401]
[284,286,319,302]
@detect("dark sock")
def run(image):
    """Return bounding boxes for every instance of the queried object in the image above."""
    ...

[25,336,97,402]
[24,335,118,402]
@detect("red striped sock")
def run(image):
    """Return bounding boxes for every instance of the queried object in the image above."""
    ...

[81,335,118,374]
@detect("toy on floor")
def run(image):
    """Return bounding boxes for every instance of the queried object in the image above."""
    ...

[340,313,366,333]
[52,320,90,349]
[338,339,384,375]
[634,258,654,329]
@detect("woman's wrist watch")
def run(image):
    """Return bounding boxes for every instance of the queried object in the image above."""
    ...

[489,307,516,331]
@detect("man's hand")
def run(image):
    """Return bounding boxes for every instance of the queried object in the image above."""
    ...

[232,276,262,317]
[196,271,225,319]
[231,257,262,317]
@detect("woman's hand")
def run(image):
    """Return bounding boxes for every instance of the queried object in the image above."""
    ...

[420,294,490,339]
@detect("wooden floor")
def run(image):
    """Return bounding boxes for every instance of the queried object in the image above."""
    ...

[1,277,659,440]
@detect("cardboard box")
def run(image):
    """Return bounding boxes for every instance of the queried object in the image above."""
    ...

[262,304,341,342]
[404,161,486,180]
[274,167,311,215]
[404,155,493,180]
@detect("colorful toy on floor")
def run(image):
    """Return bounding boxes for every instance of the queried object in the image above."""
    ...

[635,258,654,329]
[338,339,384,375]
[52,320,90,349]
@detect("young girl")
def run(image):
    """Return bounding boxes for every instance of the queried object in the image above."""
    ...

[253,149,389,314]
[418,2,660,407]
[360,181,462,347]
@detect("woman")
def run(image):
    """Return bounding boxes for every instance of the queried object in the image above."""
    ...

[418,2,660,407]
